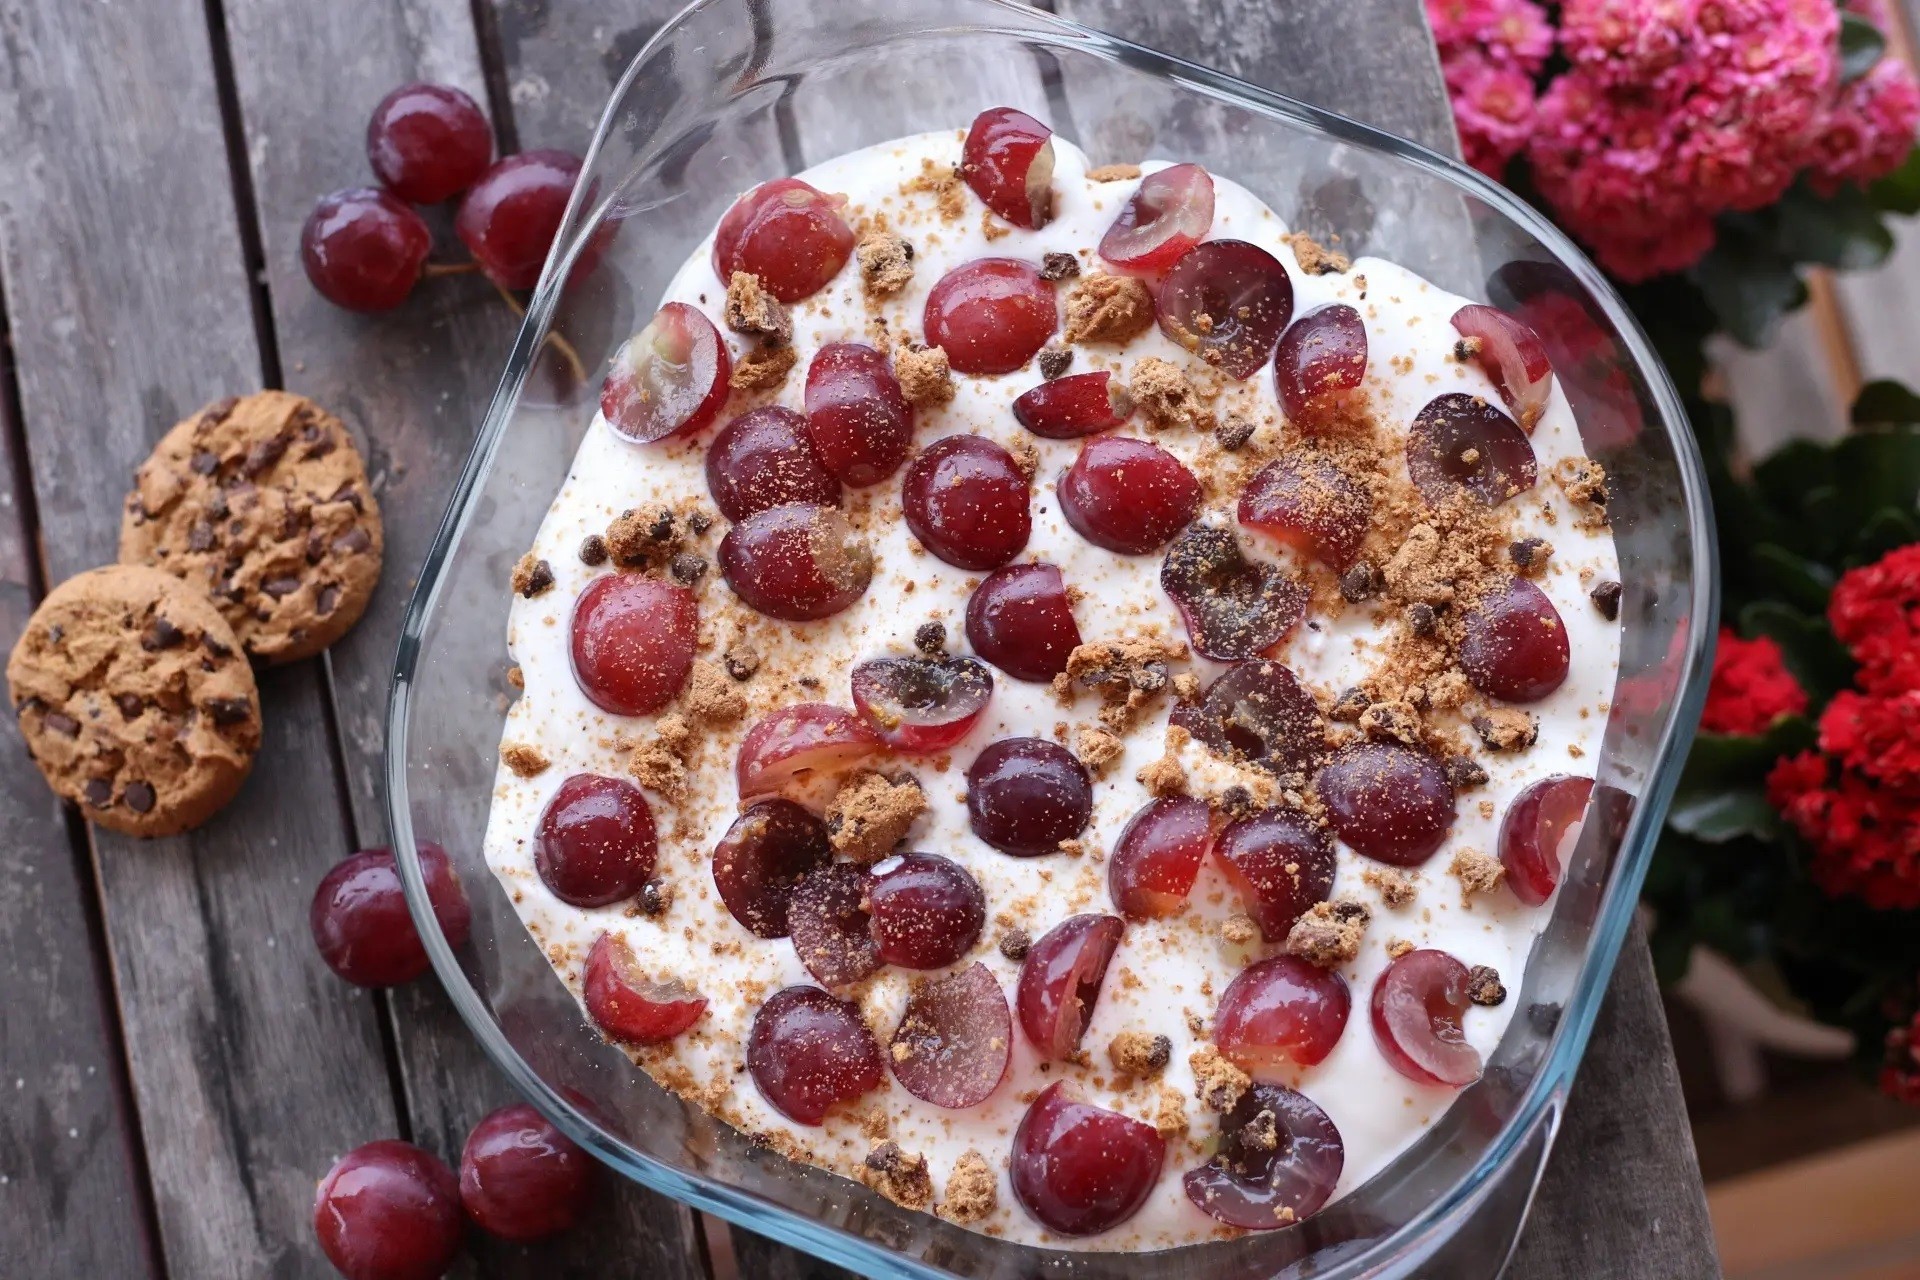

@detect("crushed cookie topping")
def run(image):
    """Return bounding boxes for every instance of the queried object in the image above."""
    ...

[1064,274,1155,346]
[856,231,915,299]
[724,271,792,344]
[1128,356,1214,431]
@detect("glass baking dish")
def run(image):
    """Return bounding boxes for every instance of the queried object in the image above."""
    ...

[384,0,1717,1274]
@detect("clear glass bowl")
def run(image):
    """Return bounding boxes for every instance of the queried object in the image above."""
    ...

[384,0,1717,1275]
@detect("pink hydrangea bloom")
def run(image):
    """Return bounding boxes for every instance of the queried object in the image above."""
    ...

[1446,51,1541,176]
[1809,55,1920,195]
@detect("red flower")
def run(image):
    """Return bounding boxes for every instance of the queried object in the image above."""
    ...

[1829,543,1920,695]
[1700,627,1809,735]
[1820,689,1920,798]
[1768,749,1920,910]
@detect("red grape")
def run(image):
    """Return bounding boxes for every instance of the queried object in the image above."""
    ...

[1012,371,1132,438]
[718,503,873,621]
[962,107,1055,229]
[889,962,1011,1108]
[582,932,708,1043]
[1407,392,1537,508]
[747,986,884,1124]
[568,573,697,716]
[313,1140,462,1280]
[966,737,1092,857]
[1109,796,1211,919]
[458,1103,593,1242]
[366,83,492,205]
[302,187,431,312]
[1317,744,1455,867]
[1058,435,1200,554]
[850,655,993,753]
[1452,303,1553,429]
[867,853,986,969]
[455,150,582,290]
[1459,577,1570,703]
[1016,914,1124,1059]
[309,843,471,988]
[1010,1081,1165,1236]
[924,258,1058,375]
[601,303,731,444]
[1213,809,1335,941]
[713,178,855,303]
[712,798,831,938]
[1214,955,1351,1073]
[1183,1083,1343,1229]
[1098,163,1214,275]
[1275,304,1368,430]
[535,774,657,908]
[735,703,882,799]
[804,343,913,487]
[1160,523,1307,661]
[1156,240,1294,379]
[901,434,1031,570]
[964,562,1082,683]
[1237,454,1370,570]
[1500,775,1594,906]
[1371,948,1482,1087]
[1171,659,1326,775]
[704,405,840,521]
[788,862,882,987]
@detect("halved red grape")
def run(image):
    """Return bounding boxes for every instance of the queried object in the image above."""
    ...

[1459,577,1570,703]
[1214,809,1335,942]
[1371,948,1482,1087]
[1059,435,1200,555]
[867,852,987,969]
[1452,304,1553,430]
[1237,454,1370,570]
[965,562,1082,683]
[367,83,492,205]
[1098,163,1214,274]
[1407,393,1537,508]
[1275,304,1368,430]
[1016,914,1124,1059]
[748,985,884,1124]
[889,961,1012,1108]
[1183,1083,1344,1229]
[301,187,431,312]
[851,655,993,752]
[1109,796,1211,919]
[789,862,882,987]
[1161,523,1307,660]
[1156,240,1294,379]
[313,1140,462,1280]
[713,178,854,303]
[459,1102,593,1243]
[924,258,1058,375]
[901,434,1031,570]
[1317,744,1455,867]
[583,932,708,1044]
[712,798,832,937]
[601,302,731,444]
[1214,955,1351,1074]
[736,704,881,800]
[967,737,1092,857]
[1171,660,1326,775]
[454,150,584,290]
[705,406,840,521]
[963,107,1055,229]
[569,573,697,716]
[536,774,656,907]
[309,843,471,988]
[1011,1081,1165,1236]
[804,343,913,487]
[719,503,873,621]
[1012,371,1133,439]
[1500,775,1594,906]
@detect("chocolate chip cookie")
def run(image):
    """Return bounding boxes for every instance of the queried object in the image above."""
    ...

[118,391,384,664]
[8,565,262,837]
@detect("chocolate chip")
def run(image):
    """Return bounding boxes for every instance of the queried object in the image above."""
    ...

[205,490,229,520]
[1467,965,1507,1006]
[516,560,555,599]
[122,781,155,814]
[1407,602,1438,636]
[207,697,252,727]
[686,509,713,535]
[187,521,214,552]
[1219,785,1256,820]
[261,577,301,601]
[203,635,233,660]
[579,534,609,566]
[1037,346,1073,380]
[1040,251,1081,281]
[1453,337,1481,364]
[242,433,289,477]
[914,621,946,655]
[1339,562,1382,603]
[1215,414,1257,451]
[43,711,79,737]
[46,624,63,646]
[1446,755,1489,790]
[331,482,365,512]
[724,645,760,681]
[303,435,337,460]
[83,778,111,807]
[1130,661,1168,693]
[141,616,184,651]
[668,552,707,586]
[639,879,672,916]
[204,396,240,424]
[114,694,144,719]
[189,450,219,475]
[332,526,373,555]
[647,510,676,543]
[1508,538,1552,573]
[998,928,1032,961]
[1329,687,1371,722]
[1590,579,1622,621]
[316,585,341,615]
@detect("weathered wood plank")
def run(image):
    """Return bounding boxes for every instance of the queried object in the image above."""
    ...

[217,0,713,1274]
[0,0,403,1275]
[1831,220,1920,395]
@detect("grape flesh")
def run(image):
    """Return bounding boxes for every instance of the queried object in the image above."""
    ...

[1237,453,1371,570]
[788,862,882,987]
[312,1140,462,1280]
[1109,796,1211,919]
[1371,948,1483,1087]
[458,1102,594,1243]
[704,405,841,520]
[301,188,431,313]
[1213,954,1351,1071]
[309,843,471,988]
[965,562,1082,683]
[1183,1083,1344,1229]
[867,853,987,969]
[1317,744,1455,867]
[713,178,855,302]
[1098,163,1214,274]
[1459,576,1571,703]
[901,434,1031,570]
[962,107,1055,229]
[454,150,583,290]
[535,774,657,908]
[889,961,1012,1108]
[1275,304,1368,430]
[1012,372,1132,438]
[1160,523,1307,660]
[966,737,1092,857]
[711,798,832,938]
[719,504,873,622]
[1172,660,1326,775]
[747,986,885,1124]
[1407,392,1537,508]
[1010,1081,1165,1236]
[1016,913,1124,1059]
[924,258,1058,375]
[601,302,731,445]
[850,655,993,752]
[366,82,492,205]
[1499,774,1594,905]
[1058,435,1201,555]
[1213,808,1335,941]
[583,932,708,1044]
[1155,240,1294,379]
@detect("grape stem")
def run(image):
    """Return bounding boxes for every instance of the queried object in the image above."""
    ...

[489,278,587,384]
[421,260,481,279]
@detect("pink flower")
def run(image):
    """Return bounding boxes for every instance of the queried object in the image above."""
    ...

[1809,56,1920,195]
[1446,52,1540,176]
[1429,0,1554,72]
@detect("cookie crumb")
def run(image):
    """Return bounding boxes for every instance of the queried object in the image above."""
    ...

[578,534,609,566]
[638,878,675,917]
[1041,251,1081,281]
[1467,965,1508,1006]
[1067,637,1183,730]
[862,1141,933,1210]
[1190,1045,1250,1114]
[1330,686,1370,722]
[856,232,915,299]
[506,665,524,690]
[1220,912,1259,946]
[1153,1086,1190,1139]
[1473,708,1538,752]
[937,1150,997,1224]
[1087,163,1143,181]
[500,742,550,778]
[1065,274,1155,346]
[1362,865,1416,908]
[913,621,945,655]
[1283,231,1350,275]
[1075,725,1125,775]
[669,551,707,585]
[605,508,677,569]
[998,927,1032,962]
[902,158,966,221]
[1038,346,1074,380]
[1009,437,1040,482]
[1387,938,1416,959]
[1109,1031,1173,1078]
[723,271,792,344]
[730,343,797,392]
[826,770,927,861]
[1590,579,1623,621]
[1215,413,1257,451]
[684,660,746,725]
[1508,537,1553,576]
[511,554,555,598]
[1340,561,1385,603]
[1137,747,1189,799]
[1285,899,1371,967]
[1446,754,1490,790]
[723,643,761,680]
[1551,456,1610,528]
[1128,356,1213,431]
[1449,848,1507,901]
[892,341,955,408]
[1360,698,1421,746]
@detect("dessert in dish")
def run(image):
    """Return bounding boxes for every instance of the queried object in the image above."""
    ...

[483,107,1620,1249]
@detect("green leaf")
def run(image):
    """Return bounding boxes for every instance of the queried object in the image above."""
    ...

[1869,147,1920,215]
[1677,720,1817,794]
[1851,378,1920,425]
[1831,427,1920,521]
[1839,12,1888,82]
[1650,919,1696,985]
[1689,244,1809,347]
[1854,505,1920,562]
[1669,789,1780,842]
[1774,183,1895,271]
[1739,600,1854,698]
[1752,543,1838,612]
[1754,439,1837,512]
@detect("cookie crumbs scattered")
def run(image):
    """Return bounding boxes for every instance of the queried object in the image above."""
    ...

[1064,274,1156,346]
[1220,912,1260,946]
[629,716,693,802]
[862,1142,933,1210]
[902,159,966,221]
[937,1150,997,1225]
[1137,746,1189,799]
[1285,899,1371,967]
[1449,848,1507,901]
[1128,356,1213,431]
[723,271,792,344]
[998,927,1032,962]
[1075,725,1125,775]
[1038,346,1074,380]
[684,660,746,725]
[856,232,916,299]
[637,878,675,917]
[1067,637,1183,730]
[1509,537,1553,576]
[730,343,797,392]
[1468,965,1508,1006]
[579,534,609,566]
[891,340,955,408]
[1284,231,1350,275]
[1215,413,1257,451]
[1590,580,1623,621]
[826,769,927,861]
[1041,251,1081,281]
[1360,698,1422,746]
[723,643,761,680]
[1362,865,1417,908]
[511,554,555,598]
[1190,1045,1251,1114]
[1108,1031,1173,1078]
[1172,672,1200,700]
[1009,437,1040,483]
[1153,1086,1190,1139]
[1387,938,1416,959]
[500,742,550,778]
[913,621,946,655]
[605,508,680,569]
[1239,1106,1279,1153]
[506,665,524,690]
[1088,163,1143,181]
[1058,837,1091,858]
[1330,686,1371,722]
[1446,754,1490,790]
[1473,708,1538,752]
[1386,525,1457,607]
[1340,561,1385,603]
[1551,456,1610,528]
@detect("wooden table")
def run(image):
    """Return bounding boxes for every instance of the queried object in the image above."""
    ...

[0,1,1720,1276]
